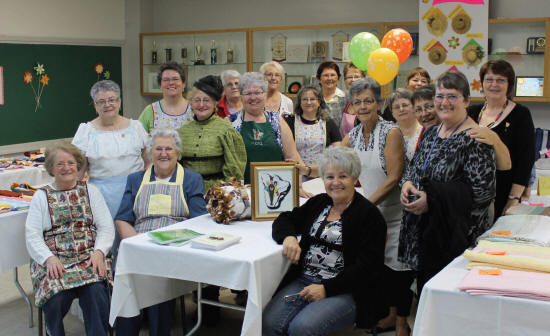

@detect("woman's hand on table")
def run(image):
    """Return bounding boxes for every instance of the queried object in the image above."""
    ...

[86,250,106,277]
[300,284,326,302]
[45,256,65,279]
[282,236,301,264]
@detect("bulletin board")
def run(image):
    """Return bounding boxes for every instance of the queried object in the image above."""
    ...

[0,43,121,146]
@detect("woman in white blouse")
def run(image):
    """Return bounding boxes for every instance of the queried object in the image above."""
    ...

[26,143,114,336]
[259,61,293,115]
[72,80,149,255]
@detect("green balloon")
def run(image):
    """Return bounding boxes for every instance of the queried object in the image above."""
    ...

[349,32,381,71]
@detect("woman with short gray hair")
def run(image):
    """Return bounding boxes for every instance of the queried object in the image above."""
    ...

[217,69,243,117]
[264,145,388,335]
[147,128,182,160]
[342,77,411,335]
[390,88,423,161]
[260,61,293,115]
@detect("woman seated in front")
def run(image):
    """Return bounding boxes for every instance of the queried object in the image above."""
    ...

[263,146,388,336]
[26,143,114,336]
[114,128,207,336]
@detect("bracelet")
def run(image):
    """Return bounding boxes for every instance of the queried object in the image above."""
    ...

[306,166,312,177]
[508,195,521,202]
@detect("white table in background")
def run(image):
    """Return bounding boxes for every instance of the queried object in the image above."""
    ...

[109,214,289,336]
[413,256,550,336]
[0,165,53,190]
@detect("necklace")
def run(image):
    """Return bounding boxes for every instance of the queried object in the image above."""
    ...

[477,99,508,128]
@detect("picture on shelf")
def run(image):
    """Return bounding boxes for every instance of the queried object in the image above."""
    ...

[250,162,299,221]
[515,76,544,97]
[311,41,329,58]
[411,33,419,56]
[332,31,349,61]
[148,73,161,93]
[286,45,309,63]
[286,75,305,94]
[342,42,351,62]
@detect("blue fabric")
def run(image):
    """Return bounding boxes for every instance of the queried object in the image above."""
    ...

[43,282,110,336]
[262,275,356,336]
[114,166,207,224]
[89,175,128,218]
[115,299,176,336]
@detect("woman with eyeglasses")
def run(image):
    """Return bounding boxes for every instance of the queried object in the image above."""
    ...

[216,70,243,118]
[467,60,535,218]
[317,62,348,129]
[178,75,246,191]
[283,85,341,180]
[399,71,496,295]
[260,61,294,116]
[390,88,423,161]
[382,67,431,123]
[341,78,410,336]
[72,80,148,258]
[230,73,310,197]
[340,62,366,137]
[138,62,193,132]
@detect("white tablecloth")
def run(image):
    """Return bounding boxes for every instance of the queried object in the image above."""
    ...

[0,210,30,273]
[0,166,53,190]
[413,256,550,336]
[109,214,289,336]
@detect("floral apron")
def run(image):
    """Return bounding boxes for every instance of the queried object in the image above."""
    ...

[30,182,113,307]
[133,163,190,233]
[295,116,326,167]
[152,101,193,129]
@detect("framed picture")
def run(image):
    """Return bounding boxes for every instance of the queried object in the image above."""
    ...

[311,41,329,58]
[285,75,305,94]
[410,33,419,56]
[526,36,545,54]
[148,72,161,93]
[286,45,309,63]
[250,162,299,221]
[515,76,544,97]
[342,42,351,62]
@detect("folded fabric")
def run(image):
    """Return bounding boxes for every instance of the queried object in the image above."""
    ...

[477,215,550,246]
[464,240,550,273]
[459,267,550,301]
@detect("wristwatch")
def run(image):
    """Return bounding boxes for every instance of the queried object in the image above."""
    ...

[508,195,521,201]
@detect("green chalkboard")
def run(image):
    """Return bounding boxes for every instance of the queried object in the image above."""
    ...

[0,43,121,146]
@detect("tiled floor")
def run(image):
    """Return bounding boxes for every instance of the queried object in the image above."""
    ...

[0,265,405,335]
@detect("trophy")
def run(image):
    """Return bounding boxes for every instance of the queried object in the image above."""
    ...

[227,41,234,64]
[210,40,218,64]
[151,40,158,64]
[181,46,187,65]
[165,48,172,62]
[194,45,205,65]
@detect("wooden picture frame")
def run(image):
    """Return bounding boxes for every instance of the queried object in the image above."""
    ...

[285,75,305,94]
[250,162,299,221]
[148,72,161,93]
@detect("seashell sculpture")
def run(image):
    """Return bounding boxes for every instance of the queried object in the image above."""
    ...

[205,178,251,224]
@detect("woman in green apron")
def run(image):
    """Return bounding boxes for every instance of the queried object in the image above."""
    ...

[25,143,114,336]
[229,72,312,198]
[114,128,207,336]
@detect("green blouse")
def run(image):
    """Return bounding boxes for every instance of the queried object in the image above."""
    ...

[178,114,247,192]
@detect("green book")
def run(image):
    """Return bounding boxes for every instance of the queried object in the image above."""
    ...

[148,229,203,246]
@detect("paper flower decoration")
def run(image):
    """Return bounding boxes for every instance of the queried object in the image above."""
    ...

[448,36,460,49]
[23,72,33,84]
[40,74,50,86]
[471,79,482,92]
[34,63,45,75]
[104,71,110,79]
[94,63,104,74]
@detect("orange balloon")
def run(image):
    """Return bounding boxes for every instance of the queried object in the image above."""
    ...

[381,28,413,64]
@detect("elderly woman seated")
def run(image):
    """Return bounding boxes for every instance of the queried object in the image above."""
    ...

[263,146,388,336]
[25,143,114,336]
[114,128,207,335]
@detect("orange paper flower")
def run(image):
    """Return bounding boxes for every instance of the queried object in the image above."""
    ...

[94,63,104,74]
[40,74,50,86]
[471,79,482,92]
[23,72,33,84]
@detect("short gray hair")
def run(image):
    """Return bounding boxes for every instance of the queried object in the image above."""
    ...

[147,128,182,160]
[220,69,241,86]
[239,72,268,94]
[349,77,382,103]
[389,88,413,110]
[90,80,121,102]
[259,61,284,76]
[319,146,361,180]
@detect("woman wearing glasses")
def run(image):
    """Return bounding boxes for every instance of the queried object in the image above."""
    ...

[467,60,535,218]
[317,62,348,129]
[260,61,294,116]
[399,71,496,294]
[382,67,431,122]
[216,70,243,118]
[340,62,366,137]
[390,89,423,161]
[178,75,246,191]
[230,73,309,192]
[342,78,410,336]
[138,62,193,132]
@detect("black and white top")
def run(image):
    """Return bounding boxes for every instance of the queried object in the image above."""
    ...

[302,206,344,279]
[398,125,496,269]
[348,118,396,175]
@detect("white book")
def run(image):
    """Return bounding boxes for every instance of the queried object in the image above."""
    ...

[191,232,241,251]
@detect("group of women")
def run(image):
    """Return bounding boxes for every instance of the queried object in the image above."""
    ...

[26,56,535,336]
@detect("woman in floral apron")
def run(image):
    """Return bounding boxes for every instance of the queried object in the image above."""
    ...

[26,143,114,336]
[114,128,207,336]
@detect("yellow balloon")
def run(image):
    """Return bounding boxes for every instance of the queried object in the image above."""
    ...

[367,48,400,85]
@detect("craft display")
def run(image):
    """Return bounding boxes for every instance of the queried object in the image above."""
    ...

[23,62,51,112]
[271,34,287,62]
[205,178,251,224]
[462,39,484,66]
[423,7,448,37]
[10,183,36,196]
[332,31,349,61]
[311,41,329,58]
[449,6,472,34]
[94,63,110,81]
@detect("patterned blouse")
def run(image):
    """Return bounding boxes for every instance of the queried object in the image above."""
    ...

[303,206,345,280]
[398,125,496,270]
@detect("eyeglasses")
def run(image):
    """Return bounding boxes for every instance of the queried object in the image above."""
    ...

[301,97,318,103]
[392,102,411,111]
[283,293,302,303]
[191,98,213,104]
[352,99,376,107]
[225,81,239,88]
[321,73,338,78]
[242,91,264,97]
[414,103,435,114]
[344,75,362,80]
[483,77,507,85]
[55,161,77,169]
[434,94,462,103]
[95,97,119,106]
[154,146,175,153]
[161,77,182,83]
[264,72,282,78]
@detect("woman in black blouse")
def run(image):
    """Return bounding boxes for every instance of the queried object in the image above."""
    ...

[467,60,535,218]
[286,85,341,180]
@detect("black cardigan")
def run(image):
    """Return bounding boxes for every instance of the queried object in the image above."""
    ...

[468,103,535,217]
[272,191,388,328]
